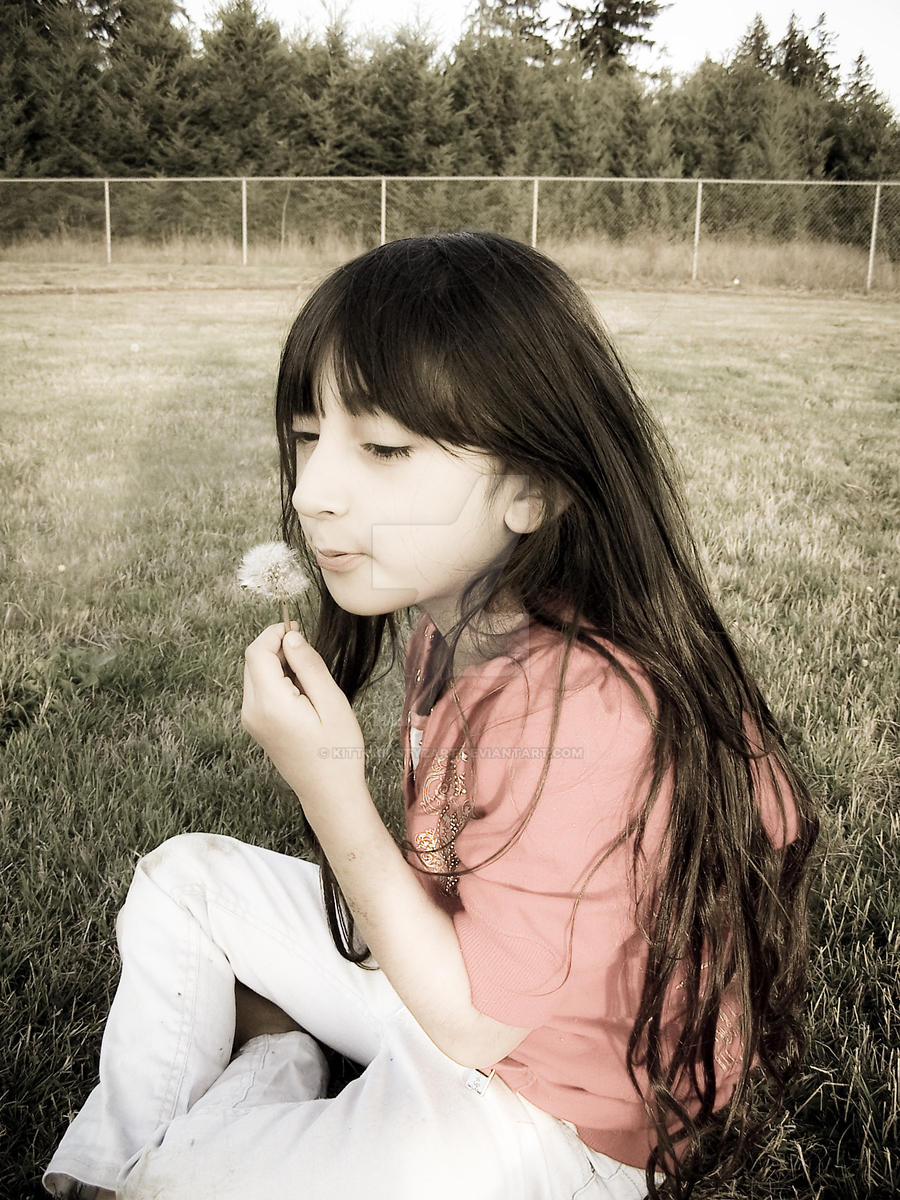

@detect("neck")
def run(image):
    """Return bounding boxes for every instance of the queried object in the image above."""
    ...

[423,604,529,674]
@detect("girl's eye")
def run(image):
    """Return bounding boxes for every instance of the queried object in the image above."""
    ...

[290,431,317,446]
[289,432,411,462]
[364,444,412,461]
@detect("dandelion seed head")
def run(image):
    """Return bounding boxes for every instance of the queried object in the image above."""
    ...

[238,542,309,601]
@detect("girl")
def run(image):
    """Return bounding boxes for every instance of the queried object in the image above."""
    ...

[44,233,817,1200]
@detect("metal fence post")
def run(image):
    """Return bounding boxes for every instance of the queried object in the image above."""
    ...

[691,179,703,282]
[380,177,387,245]
[866,181,882,292]
[531,177,539,248]
[103,179,111,265]
[241,178,248,266]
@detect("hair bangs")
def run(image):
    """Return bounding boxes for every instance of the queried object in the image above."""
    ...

[327,328,476,453]
[278,245,493,454]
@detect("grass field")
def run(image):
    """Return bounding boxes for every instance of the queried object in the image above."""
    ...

[1,264,898,1198]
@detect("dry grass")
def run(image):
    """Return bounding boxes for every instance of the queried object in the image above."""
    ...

[0,232,369,280]
[549,234,899,292]
[2,230,897,293]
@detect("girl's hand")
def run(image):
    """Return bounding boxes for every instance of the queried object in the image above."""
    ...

[241,624,366,801]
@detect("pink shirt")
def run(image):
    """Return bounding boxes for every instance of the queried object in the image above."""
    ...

[401,615,761,1167]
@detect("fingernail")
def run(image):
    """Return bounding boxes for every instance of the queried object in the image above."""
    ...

[284,632,302,647]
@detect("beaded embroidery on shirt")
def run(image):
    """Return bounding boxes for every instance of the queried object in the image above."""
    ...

[408,624,476,895]
[413,748,473,895]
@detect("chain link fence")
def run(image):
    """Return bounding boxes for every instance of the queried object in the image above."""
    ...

[0,175,896,291]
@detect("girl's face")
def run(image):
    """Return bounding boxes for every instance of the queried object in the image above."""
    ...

[290,372,527,633]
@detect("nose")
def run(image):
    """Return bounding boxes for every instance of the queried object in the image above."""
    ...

[291,439,349,520]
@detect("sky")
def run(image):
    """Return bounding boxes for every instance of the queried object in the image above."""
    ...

[181,0,900,114]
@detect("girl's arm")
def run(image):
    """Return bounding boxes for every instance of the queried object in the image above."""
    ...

[241,624,532,1071]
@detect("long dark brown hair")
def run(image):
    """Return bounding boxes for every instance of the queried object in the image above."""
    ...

[273,232,817,1197]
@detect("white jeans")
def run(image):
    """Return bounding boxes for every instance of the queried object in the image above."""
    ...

[44,833,650,1200]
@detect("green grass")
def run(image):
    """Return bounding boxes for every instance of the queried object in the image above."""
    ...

[1,267,898,1198]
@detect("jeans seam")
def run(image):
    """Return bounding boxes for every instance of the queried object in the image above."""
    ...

[134,873,205,1129]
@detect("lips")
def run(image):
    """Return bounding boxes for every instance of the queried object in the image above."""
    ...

[313,546,365,573]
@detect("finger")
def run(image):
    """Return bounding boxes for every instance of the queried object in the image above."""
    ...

[242,655,308,732]
[276,623,301,664]
[278,624,302,685]
[245,628,302,697]
[245,623,301,678]
[281,631,340,715]
[247,623,292,657]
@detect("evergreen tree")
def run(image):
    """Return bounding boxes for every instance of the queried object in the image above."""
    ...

[0,1,111,176]
[100,1,196,173]
[286,21,369,174]
[561,0,664,75]
[191,0,294,174]
[81,0,124,44]
[641,87,682,177]
[664,58,746,177]
[23,1,108,174]
[0,4,34,175]
[733,82,793,178]
[666,17,846,185]
[446,27,527,172]
[0,0,111,246]
[0,56,28,175]
[734,14,774,73]
[827,54,899,179]
[775,12,837,97]
[582,68,655,173]
[505,64,562,173]
[2,0,895,197]
[790,87,835,176]
[355,28,455,174]
[479,0,553,63]
[727,23,789,178]
[501,49,582,174]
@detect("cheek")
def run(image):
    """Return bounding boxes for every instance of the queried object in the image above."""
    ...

[406,468,492,528]
[375,484,489,564]
[371,524,434,575]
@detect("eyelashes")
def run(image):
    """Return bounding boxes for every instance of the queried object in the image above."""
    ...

[289,431,412,462]
[365,443,412,460]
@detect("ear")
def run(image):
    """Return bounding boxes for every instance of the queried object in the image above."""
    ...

[503,476,549,536]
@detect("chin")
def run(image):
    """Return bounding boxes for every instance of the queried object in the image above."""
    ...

[325,585,421,618]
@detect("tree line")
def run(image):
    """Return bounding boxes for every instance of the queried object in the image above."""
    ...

[1,0,897,184]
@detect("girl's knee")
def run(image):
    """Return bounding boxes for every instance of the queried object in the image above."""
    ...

[119,1113,260,1200]
[138,832,239,888]
[116,834,241,943]
[119,1151,193,1200]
